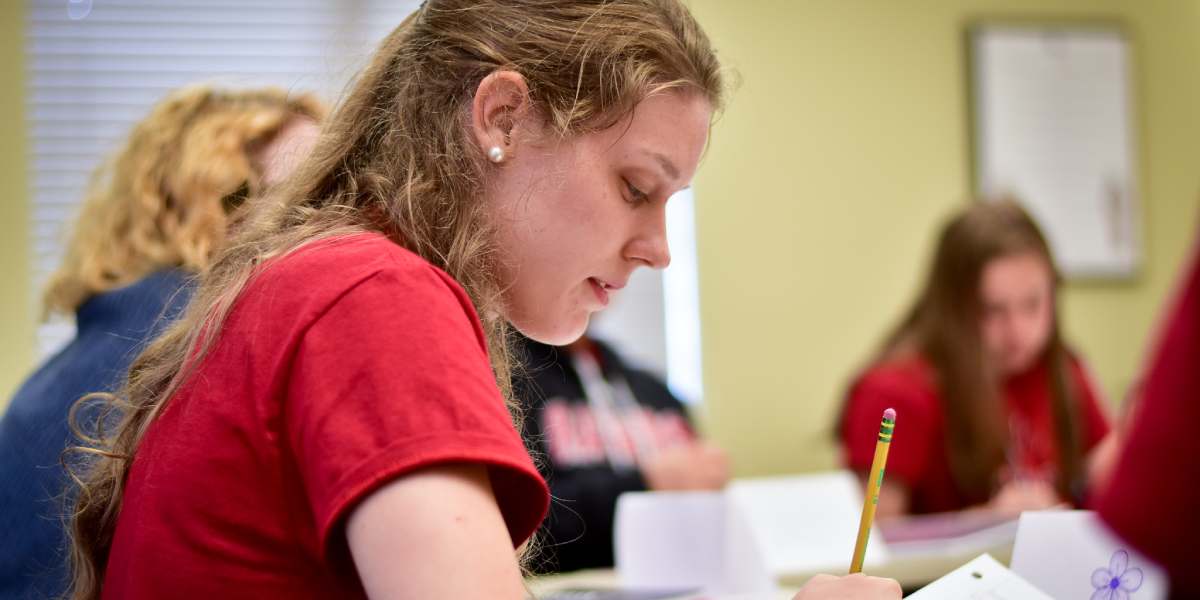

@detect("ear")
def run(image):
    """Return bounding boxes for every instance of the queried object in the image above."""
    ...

[470,70,532,163]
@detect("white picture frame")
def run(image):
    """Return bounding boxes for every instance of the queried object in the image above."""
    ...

[970,23,1141,279]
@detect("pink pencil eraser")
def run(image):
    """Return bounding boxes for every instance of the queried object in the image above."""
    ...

[883,408,896,421]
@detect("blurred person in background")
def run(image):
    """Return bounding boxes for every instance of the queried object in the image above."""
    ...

[838,200,1111,522]
[0,85,324,600]
[515,333,728,573]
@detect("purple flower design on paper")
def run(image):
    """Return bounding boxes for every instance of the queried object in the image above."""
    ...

[1091,550,1144,600]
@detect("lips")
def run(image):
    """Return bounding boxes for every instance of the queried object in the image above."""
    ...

[588,277,625,307]
[588,278,609,306]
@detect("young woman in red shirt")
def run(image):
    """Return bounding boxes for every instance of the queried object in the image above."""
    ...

[840,200,1111,520]
[64,1,900,599]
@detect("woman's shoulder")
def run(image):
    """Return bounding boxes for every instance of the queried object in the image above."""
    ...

[842,352,945,447]
[854,352,938,397]
[259,232,468,303]
[280,232,449,279]
[1060,347,1106,402]
[232,232,479,340]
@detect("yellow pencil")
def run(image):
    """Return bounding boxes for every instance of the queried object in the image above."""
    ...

[849,407,895,574]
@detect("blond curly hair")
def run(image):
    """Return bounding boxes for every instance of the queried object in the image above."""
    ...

[42,85,326,316]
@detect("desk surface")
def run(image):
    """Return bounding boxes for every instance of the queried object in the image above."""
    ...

[526,540,1014,598]
[780,541,1013,589]
[526,570,798,599]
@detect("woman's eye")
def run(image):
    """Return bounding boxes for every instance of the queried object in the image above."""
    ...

[624,179,649,205]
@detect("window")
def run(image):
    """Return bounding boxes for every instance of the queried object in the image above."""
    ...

[27,0,418,356]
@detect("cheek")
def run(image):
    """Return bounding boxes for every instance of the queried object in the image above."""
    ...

[527,173,611,244]
[980,317,1006,353]
[1027,302,1055,347]
[497,175,598,270]
[976,310,1002,349]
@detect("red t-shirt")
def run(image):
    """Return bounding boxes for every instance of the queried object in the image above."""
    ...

[102,233,549,599]
[1097,242,1200,582]
[840,353,1110,514]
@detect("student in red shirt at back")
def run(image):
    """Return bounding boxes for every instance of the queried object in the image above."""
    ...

[839,200,1111,520]
[60,2,901,600]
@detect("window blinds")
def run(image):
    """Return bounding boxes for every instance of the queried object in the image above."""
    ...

[26,0,417,356]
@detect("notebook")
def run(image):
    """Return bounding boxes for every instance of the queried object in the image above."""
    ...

[906,553,1052,599]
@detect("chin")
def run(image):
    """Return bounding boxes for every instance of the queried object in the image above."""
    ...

[1003,354,1038,376]
[511,312,590,346]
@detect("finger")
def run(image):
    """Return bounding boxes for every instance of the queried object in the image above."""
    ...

[873,576,902,594]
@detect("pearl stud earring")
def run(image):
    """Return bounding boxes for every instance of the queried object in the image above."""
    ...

[488,146,505,163]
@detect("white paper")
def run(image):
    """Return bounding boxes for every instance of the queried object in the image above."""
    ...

[614,491,769,592]
[907,554,1053,600]
[1010,510,1168,600]
[727,472,889,577]
[720,493,775,594]
[613,472,885,593]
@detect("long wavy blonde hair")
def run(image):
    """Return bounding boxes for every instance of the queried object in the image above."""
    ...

[65,2,724,598]
[43,85,326,316]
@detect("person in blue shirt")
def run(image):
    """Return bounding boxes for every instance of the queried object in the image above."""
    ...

[0,85,324,600]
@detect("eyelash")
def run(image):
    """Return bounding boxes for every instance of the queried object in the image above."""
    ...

[624,179,650,206]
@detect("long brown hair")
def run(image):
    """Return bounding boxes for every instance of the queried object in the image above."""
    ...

[851,200,1083,503]
[43,85,326,316]
[65,2,724,598]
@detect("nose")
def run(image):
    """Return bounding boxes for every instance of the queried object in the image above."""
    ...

[624,208,671,269]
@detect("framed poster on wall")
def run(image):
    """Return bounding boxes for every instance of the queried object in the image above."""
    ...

[969,23,1140,279]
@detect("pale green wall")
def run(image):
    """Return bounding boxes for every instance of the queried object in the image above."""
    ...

[688,0,1200,476]
[1,1,32,405]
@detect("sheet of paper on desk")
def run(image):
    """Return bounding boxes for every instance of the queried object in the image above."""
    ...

[612,489,791,594]
[614,491,732,591]
[905,554,1052,600]
[1010,510,1168,600]
[728,472,889,575]
[615,472,887,593]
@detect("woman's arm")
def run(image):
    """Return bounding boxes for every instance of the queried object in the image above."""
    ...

[347,463,527,600]
[348,463,902,600]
